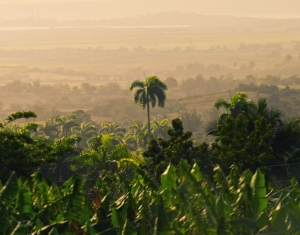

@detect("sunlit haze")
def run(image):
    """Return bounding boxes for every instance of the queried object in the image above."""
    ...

[0,0,300,125]
[0,0,300,20]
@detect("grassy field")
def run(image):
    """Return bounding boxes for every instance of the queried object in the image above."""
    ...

[0,27,299,81]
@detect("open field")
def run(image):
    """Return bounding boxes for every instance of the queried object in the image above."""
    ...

[1,27,300,50]
[0,15,299,87]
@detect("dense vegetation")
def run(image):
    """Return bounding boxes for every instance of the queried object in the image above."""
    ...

[2,87,300,234]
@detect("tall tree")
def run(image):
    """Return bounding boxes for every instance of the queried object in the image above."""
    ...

[129,75,167,142]
[151,119,170,140]
[54,114,78,137]
[128,120,148,150]
[71,122,97,148]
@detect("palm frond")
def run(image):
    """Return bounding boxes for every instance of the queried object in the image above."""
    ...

[214,98,231,110]
[267,107,282,127]
[133,89,145,104]
[272,118,300,160]
[129,80,145,90]
[205,119,219,136]
[149,91,157,108]
[146,76,168,90]
[256,98,268,116]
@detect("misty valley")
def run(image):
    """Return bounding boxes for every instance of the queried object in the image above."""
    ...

[2,11,300,234]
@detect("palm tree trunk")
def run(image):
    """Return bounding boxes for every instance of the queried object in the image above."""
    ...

[147,100,151,142]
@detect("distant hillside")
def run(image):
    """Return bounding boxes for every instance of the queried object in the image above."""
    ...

[103,12,300,30]
[1,0,300,20]
[1,12,300,30]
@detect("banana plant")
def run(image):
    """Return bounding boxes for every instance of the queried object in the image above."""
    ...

[0,171,97,234]
[3,162,300,234]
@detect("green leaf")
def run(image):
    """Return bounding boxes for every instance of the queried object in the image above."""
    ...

[99,228,118,235]
[250,169,267,219]
[16,187,33,218]
[159,164,177,202]
[121,219,137,235]
[61,175,86,223]
[255,211,269,230]
[228,218,257,234]
[217,217,231,235]
[32,221,69,235]
[111,203,128,233]
[92,219,112,233]
[0,172,18,204]
[269,207,289,232]
[153,198,175,235]
[48,228,59,235]
[82,221,98,235]
[190,163,204,182]
[11,222,30,235]
[216,195,227,219]
[5,111,37,123]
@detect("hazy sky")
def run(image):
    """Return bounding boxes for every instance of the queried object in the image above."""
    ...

[0,0,300,20]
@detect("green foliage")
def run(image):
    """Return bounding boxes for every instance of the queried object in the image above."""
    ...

[207,92,300,182]
[95,160,300,234]
[128,120,148,150]
[211,114,274,175]
[5,92,300,234]
[0,112,77,183]
[71,122,97,148]
[143,118,213,178]
[4,161,300,234]
[0,171,96,234]
[5,111,37,123]
[151,119,170,140]
[72,134,133,184]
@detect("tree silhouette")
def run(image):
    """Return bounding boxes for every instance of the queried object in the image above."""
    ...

[128,120,148,150]
[71,122,97,148]
[130,75,167,142]
[151,119,170,140]
[54,114,78,137]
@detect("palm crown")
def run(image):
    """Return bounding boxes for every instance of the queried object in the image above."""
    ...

[130,75,167,142]
[130,76,167,108]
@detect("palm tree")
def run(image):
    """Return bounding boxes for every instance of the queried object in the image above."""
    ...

[39,118,60,140]
[123,132,138,151]
[151,119,170,140]
[130,75,167,141]
[100,122,127,147]
[100,122,126,137]
[129,120,148,150]
[181,109,202,138]
[206,93,263,135]
[54,114,78,137]
[71,122,98,148]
